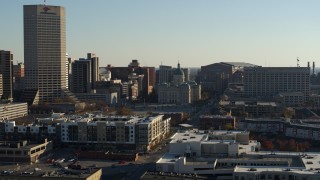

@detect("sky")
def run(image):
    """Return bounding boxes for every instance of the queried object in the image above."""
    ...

[1,0,320,68]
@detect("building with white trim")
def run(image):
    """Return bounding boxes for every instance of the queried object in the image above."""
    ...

[156,130,320,179]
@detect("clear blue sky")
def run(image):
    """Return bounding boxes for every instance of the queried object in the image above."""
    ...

[1,0,320,68]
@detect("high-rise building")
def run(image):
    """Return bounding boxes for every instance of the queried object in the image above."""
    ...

[71,53,99,93]
[13,63,24,91]
[0,74,3,98]
[24,5,66,102]
[108,60,155,97]
[72,60,92,93]
[157,65,173,84]
[244,67,310,100]
[87,53,99,90]
[0,50,13,100]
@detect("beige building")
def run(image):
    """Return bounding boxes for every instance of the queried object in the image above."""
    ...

[156,130,320,179]
[0,139,53,163]
[60,115,171,151]
[158,63,201,104]
[244,67,310,100]
[24,5,67,102]
[158,82,201,104]
[0,102,28,120]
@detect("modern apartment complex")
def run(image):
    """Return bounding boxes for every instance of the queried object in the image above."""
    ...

[244,67,310,101]
[0,50,13,100]
[24,5,67,102]
[2,115,171,151]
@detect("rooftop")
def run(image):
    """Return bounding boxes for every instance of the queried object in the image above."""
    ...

[221,62,258,67]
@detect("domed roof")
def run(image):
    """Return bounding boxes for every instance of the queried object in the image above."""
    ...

[174,68,184,76]
[174,62,184,76]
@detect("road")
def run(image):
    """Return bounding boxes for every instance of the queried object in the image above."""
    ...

[188,98,216,127]
[101,141,170,180]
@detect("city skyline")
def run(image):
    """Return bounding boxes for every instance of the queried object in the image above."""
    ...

[1,0,320,67]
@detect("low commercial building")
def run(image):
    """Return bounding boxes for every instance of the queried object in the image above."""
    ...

[0,167,102,180]
[0,102,28,120]
[239,118,320,141]
[199,115,236,130]
[74,92,117,105]
[0,139,52,163]
[220,101,283,118]
[156,130,320,179]
[277,92,305,107]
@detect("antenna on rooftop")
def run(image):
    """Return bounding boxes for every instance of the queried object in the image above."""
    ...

[297,57,300,67]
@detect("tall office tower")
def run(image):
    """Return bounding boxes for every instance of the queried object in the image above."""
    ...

[0,50,13,100]
[67,57,73,90]
[157,65,173,84]
[87,53,99,90]
[72,60,92,93]
[13,63,25,91]
[0,74,3,98]
[244,67,310,100]
[24,5,66,103]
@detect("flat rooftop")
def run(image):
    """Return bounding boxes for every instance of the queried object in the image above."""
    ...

[0,161,101,179]
[170,130,249,144]
[158,152,320,173]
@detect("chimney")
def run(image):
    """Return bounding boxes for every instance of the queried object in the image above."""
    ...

[313,62,315,75]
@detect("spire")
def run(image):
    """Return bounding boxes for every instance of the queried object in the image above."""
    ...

[177,61,180,69]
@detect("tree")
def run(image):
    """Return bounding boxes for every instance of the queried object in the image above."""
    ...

[224,123,234,130]
[262,140,274,150]
[116,107,134,115]
[288,139,297,151]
